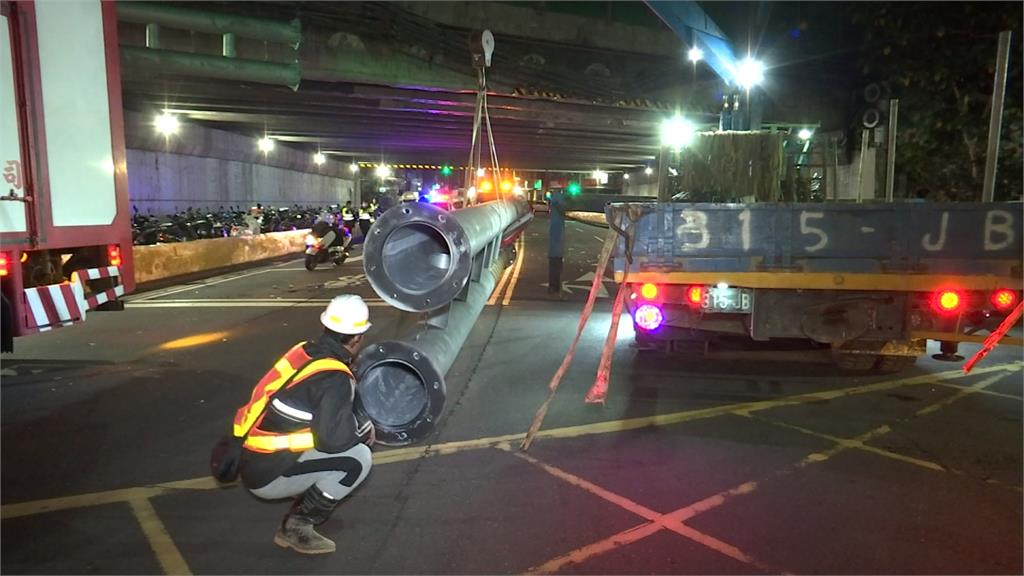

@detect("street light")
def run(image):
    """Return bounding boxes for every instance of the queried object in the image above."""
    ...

[660,115,696,150]
[257,136,275,153]
[623,173,630,180]
[476,167,486,177]
[376,164,392,178]
[687,46,704,63]
[154,111,179,136]
[735,57,765,91]
[313,152,326,165]
[644,166,653,175]
[349,163,359,173]
[798,128,813,141]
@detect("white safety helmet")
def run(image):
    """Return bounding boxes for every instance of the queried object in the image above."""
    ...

[320,294,371,335]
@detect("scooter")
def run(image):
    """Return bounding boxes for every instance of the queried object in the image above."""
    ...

[304,220,352,270]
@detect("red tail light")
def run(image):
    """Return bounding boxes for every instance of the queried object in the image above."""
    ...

[991,289,1018,312]
[932,290,963,314]
[107,244,122,267]
[640,283,658,299]
[0,252,10,277]
[686,285,704,306]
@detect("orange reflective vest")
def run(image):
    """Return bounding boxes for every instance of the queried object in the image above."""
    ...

[233,342,354,454]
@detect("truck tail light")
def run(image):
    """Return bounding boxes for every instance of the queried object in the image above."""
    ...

[639,283,658,299]
[0,252,10,277]
[991,289,1018,312]
[686,285,704,307]
[932,289,963,314]
[107,244,122,267]
[634,304,664,331]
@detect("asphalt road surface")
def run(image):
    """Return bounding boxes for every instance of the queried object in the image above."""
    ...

[2,215,1022,575]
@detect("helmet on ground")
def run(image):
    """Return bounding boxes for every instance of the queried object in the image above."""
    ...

[320,294,371,335]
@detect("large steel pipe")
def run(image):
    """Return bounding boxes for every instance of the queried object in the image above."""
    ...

[355,253,506,445]
[362,200,529,313]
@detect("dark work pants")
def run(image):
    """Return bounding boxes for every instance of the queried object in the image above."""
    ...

[548,257,563,294]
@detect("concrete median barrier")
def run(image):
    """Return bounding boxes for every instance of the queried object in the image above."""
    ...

[132,229,309,284]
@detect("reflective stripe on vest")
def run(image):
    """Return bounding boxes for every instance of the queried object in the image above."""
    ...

[232,342,353,453]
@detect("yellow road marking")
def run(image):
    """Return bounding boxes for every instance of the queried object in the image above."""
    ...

[525,520,659,575]
[746,415,946,472]
[509,448,778,574]
[129,498,192,576]
[932,381,1023,401]
[510,449,663,521]
[917,370,1018,416]
[2,362,1017,522]
[486,257,516,306]
[502,235,526,306]
[520,366,1020,574]
[153,477,222,491]
[1,487,169,520]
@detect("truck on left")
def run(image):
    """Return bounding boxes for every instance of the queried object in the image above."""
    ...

[1,0,133,351]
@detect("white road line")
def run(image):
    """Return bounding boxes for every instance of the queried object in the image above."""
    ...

[275,255,363,270]
[133,298,382,303]
[129,260,301,302]
[593,235,604,242]
[129,255,364,301]
[128,300,390,308]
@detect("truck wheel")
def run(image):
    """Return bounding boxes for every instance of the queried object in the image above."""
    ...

[833,352,877,372]
[876,355,917,373]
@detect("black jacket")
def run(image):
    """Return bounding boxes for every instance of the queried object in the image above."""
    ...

[240,333,371,490]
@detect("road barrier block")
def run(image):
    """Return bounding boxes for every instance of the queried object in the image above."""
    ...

[131,229,309,284]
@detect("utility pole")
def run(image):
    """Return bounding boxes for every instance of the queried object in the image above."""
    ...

[982,30,1011,203]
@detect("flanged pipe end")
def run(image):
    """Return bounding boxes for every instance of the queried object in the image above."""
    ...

[362,202,471,313]
[354,340,447,446]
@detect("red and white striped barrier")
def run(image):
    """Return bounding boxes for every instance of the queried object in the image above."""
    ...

[22,266,124,332]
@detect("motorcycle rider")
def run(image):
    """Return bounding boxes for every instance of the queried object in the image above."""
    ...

[358,202,373,237]
[340,201,355,234]
[310,216,351,261]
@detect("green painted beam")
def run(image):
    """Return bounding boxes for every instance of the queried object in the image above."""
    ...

[121,47,300,91]
[117,2,302,49]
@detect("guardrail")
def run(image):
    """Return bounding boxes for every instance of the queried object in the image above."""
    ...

[132,229,309,284]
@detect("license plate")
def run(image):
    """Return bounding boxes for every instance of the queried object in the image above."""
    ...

[702,287,752,313]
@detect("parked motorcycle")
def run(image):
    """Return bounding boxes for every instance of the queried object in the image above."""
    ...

[304,220,352,270]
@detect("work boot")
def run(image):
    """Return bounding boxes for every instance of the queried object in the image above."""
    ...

[273,486,339,554]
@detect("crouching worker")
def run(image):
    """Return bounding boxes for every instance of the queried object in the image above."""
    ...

[234,294,375,554]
